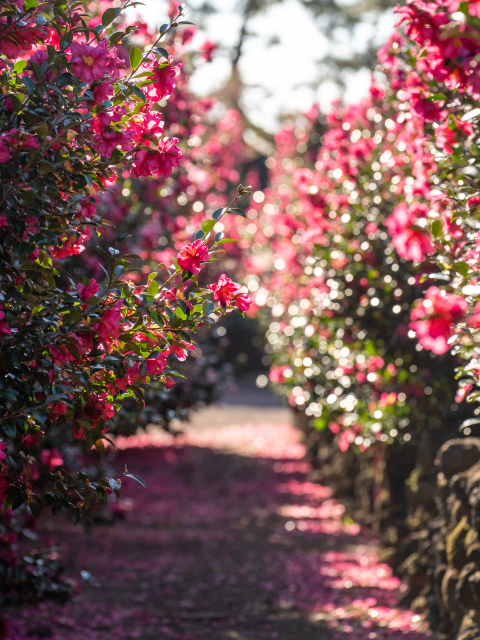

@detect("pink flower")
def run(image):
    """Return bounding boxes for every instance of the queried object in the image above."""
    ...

[269,366,288,384]
[75,394,115,430]
[0,139,11,163]
[132,138,183,178]
[0,216,7,228]
[51,402,68,415]
[79,197,97,220]
[208,274,252,312]
[338,429,354,452]
[467,302,480,328]
[93,82,114,104]
[70,41,109,83]
[129,107,164,145]
[292,169,313,194]
[385,202,433,262]
[96,300,124,343]
[0,475,10,500]
[169,341,195,361]
[52,228,90,258]
[0,310,10,336]
[40,448,64,469]
[78,278,100,301]
[93,130,132,157]
[199,40,217,62]
[163,376,175,389]
[0,25,43,59]
[145,56,180,100]
[145,353,168,376]
[0,442,6,461]
[456,384,473,403]
[177,240,209,274]
[436,118,473,154]
[3,129,39,151]
[22,432,41,447]
[181,26,196,44]
[410,286,467,355]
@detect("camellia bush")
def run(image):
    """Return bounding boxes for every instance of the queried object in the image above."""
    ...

[64,1,253,434]
[377,0,480,420]
[248,92,469,456]
[240,2,480,586]
[0,0,252,603]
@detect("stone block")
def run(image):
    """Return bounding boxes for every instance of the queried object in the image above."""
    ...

[435,440,480,478]
[447,516,470,570]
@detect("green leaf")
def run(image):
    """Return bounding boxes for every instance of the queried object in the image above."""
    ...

[195,230,205,240]
[102,7,119,28]
[129,46,142,71]
[216,238,238,245]
[29,502,42,519]
[33,122,49,138]
[39,162,55,175]
[201,219,216,235]
[13,60,27,75]
[22,75,35,92]
[109,31,124,45]
[147,280,160,296]
[453,262,469,277]
[159,24,169,33]
[56,72,72,88]
[153,47,168,58]
[202,300,215,316]
[124,473,146,488]
[132,85,146,102]
[212,208,224,220]
[227,207,246,218]
[431,219,443,237]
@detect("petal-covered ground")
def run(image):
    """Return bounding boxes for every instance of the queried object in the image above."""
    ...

[5,421,430,640]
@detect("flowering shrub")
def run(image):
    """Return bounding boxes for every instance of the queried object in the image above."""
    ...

[0,0,251,547]
[64,8,254,435]
[371,1,480,417]
[246,90,471,455]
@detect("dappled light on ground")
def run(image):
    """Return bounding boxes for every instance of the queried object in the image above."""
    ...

[6,423,430,640]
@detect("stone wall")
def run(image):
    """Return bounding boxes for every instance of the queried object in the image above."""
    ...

[294,411,480,638]
[429,438,480,640]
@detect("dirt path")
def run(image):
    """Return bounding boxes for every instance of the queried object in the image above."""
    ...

[5,412,430,640]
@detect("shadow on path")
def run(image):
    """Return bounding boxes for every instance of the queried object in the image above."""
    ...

[6,423,430,640]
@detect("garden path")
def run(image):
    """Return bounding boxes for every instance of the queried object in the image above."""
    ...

[5,401,430,640]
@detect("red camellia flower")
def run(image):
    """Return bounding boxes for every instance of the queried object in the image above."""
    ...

[145,353,168,377]
[93,130,133,158]
[96,300,124,344]
[199,40,217,62]
[0,309,11,336]
[410,286,467,354]
[163,376,175,389]
[77,278,100,301]
[0,139,10,163]
[132,137,183,178]
[70,40,109,83]
[385,202,434,262]
[145,55,181,100]
[208,274,252,312]
[435,118,473,154]
[0,474,9,501]
[177,240,209,274]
